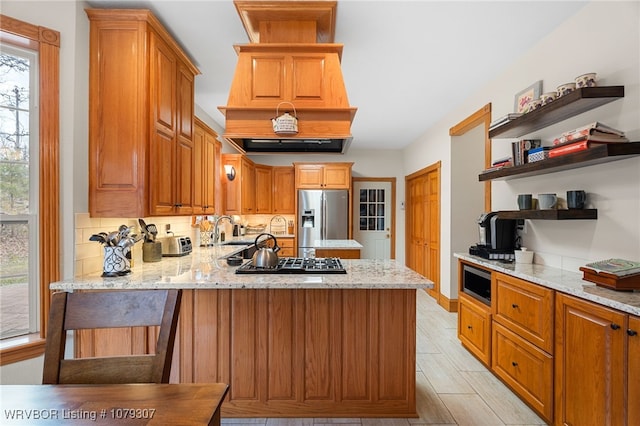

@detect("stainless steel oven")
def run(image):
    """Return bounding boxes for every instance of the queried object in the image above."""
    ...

[462,263,491,306]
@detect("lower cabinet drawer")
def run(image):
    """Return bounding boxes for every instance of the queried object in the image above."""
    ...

[458,294,491,366]
[278,238,295,257]
[492,321,553,423]
[493,272,554,353]
[315,248,360,259]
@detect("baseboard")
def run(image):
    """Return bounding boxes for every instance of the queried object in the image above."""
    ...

[424,289,458,313]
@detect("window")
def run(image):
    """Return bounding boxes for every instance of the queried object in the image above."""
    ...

[359,188,386,231]
[0,15,60,365]
[0,45,39,340]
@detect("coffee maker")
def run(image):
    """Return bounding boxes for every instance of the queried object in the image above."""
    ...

[470,212,518,261]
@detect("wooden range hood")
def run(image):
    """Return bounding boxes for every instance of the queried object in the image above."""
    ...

[218,0,357,154]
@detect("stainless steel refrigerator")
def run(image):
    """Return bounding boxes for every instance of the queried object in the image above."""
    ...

[298,189,349,257]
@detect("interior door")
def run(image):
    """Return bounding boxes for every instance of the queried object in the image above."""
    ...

[406,163,440,301]
[353,180,393,259]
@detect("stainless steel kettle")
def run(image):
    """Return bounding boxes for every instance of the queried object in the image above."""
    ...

[251,233,280,268]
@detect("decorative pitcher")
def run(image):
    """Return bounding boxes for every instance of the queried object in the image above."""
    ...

[271,102,298,135]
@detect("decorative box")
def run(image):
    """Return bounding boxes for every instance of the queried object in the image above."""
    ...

[527,147,551,163]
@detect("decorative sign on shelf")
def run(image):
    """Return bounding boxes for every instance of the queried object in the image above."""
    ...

[514,80,542,113]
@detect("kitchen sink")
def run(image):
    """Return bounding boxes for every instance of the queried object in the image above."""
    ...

[221,241,256,259]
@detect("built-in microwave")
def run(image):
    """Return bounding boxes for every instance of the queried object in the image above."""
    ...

[462,263,491,306]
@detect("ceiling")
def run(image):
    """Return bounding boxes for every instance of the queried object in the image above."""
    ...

[86,0,588,151]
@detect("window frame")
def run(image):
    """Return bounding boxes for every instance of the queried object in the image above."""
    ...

[0,14,60,365]
[1,43,40,339]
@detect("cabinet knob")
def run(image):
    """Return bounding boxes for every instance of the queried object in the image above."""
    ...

[610,323,621,330]
[628,329,638,336]
[175,203,183,208]
[511,303,519,309]
[467,325,472,329]
[511,361,518,367]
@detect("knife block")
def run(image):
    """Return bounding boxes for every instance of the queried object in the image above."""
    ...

[142,241,162,262]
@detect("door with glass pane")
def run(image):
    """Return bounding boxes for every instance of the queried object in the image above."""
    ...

[353,179,393,259]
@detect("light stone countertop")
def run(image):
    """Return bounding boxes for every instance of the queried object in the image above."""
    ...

[313,239,363,249]
[50,246,432,291]
[455,253,640,316]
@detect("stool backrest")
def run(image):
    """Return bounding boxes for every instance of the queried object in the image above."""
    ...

[42,289,182,384]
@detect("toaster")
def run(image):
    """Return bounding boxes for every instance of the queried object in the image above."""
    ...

[158,236,192,257]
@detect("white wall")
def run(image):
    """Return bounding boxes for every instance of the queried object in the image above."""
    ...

[449,124,486,299]
[404,1,640,296]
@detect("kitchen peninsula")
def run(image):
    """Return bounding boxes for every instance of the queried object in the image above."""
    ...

[51,246,432,418]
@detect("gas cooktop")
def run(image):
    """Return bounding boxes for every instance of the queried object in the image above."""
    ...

[235,257,347,274]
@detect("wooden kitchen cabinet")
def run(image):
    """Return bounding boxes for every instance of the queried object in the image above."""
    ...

[294,162,353,189]
[491,272,554,422]
[315,248,360,259]
[225,158,295,215]
[555,293,626,426]
[254,165,273,214]
[492,272,554,353]
[272,166,295,214]
[628,315,640,426]
[492,322,553,422]
[240,157,256,214]
[87,9,199,217]
[276,237,295,257]
[193,117,220,215]
[223,154,256,215]
[458,292,492,366]
[159,288,417,417]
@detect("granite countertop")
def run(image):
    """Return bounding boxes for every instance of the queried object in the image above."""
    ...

[455,253,640,316]
[50,246,433,291]
[313,239,363,249]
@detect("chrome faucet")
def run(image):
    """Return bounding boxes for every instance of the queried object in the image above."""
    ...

[213,215,234,244]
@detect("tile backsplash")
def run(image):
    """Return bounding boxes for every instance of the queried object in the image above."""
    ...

[75,213,194,276]
[74,213,295,276]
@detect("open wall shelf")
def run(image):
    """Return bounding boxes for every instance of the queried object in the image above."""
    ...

[479,141,640,181]
[489,86,625,139]
[497,209,597,220]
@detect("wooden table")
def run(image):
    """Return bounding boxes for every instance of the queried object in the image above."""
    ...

[0,383,229,425]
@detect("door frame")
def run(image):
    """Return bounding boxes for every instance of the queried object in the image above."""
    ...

[449,103,492,211]
[352,177,396,259]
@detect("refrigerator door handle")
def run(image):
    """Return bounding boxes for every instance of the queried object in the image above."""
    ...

[324,193,329,240]
[321,193,326,240]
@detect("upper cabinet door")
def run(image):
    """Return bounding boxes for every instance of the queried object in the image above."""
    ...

[252,56,285,101]
[150,32,176,134]
[87,9,199,217]
[272,167,295,214]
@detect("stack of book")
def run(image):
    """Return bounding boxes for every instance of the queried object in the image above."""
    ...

[511,139,541,165]
[489,113,523,131]
[483,156,513,173]
[580,258,640,290]
[549,122,628,158]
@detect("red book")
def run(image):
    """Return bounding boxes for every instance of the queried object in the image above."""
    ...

[548,140,607,158]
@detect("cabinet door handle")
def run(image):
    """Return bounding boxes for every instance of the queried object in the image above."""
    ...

[511,361,518,367]
[175,203,183,208]
[511,304,519,309]
[610,323,621,330]
[467,325,472,329]
[628,329,638,336]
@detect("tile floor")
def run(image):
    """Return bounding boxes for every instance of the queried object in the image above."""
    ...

[220,289,546,425]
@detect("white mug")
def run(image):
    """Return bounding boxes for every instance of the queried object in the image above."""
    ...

[538,193,557,210]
